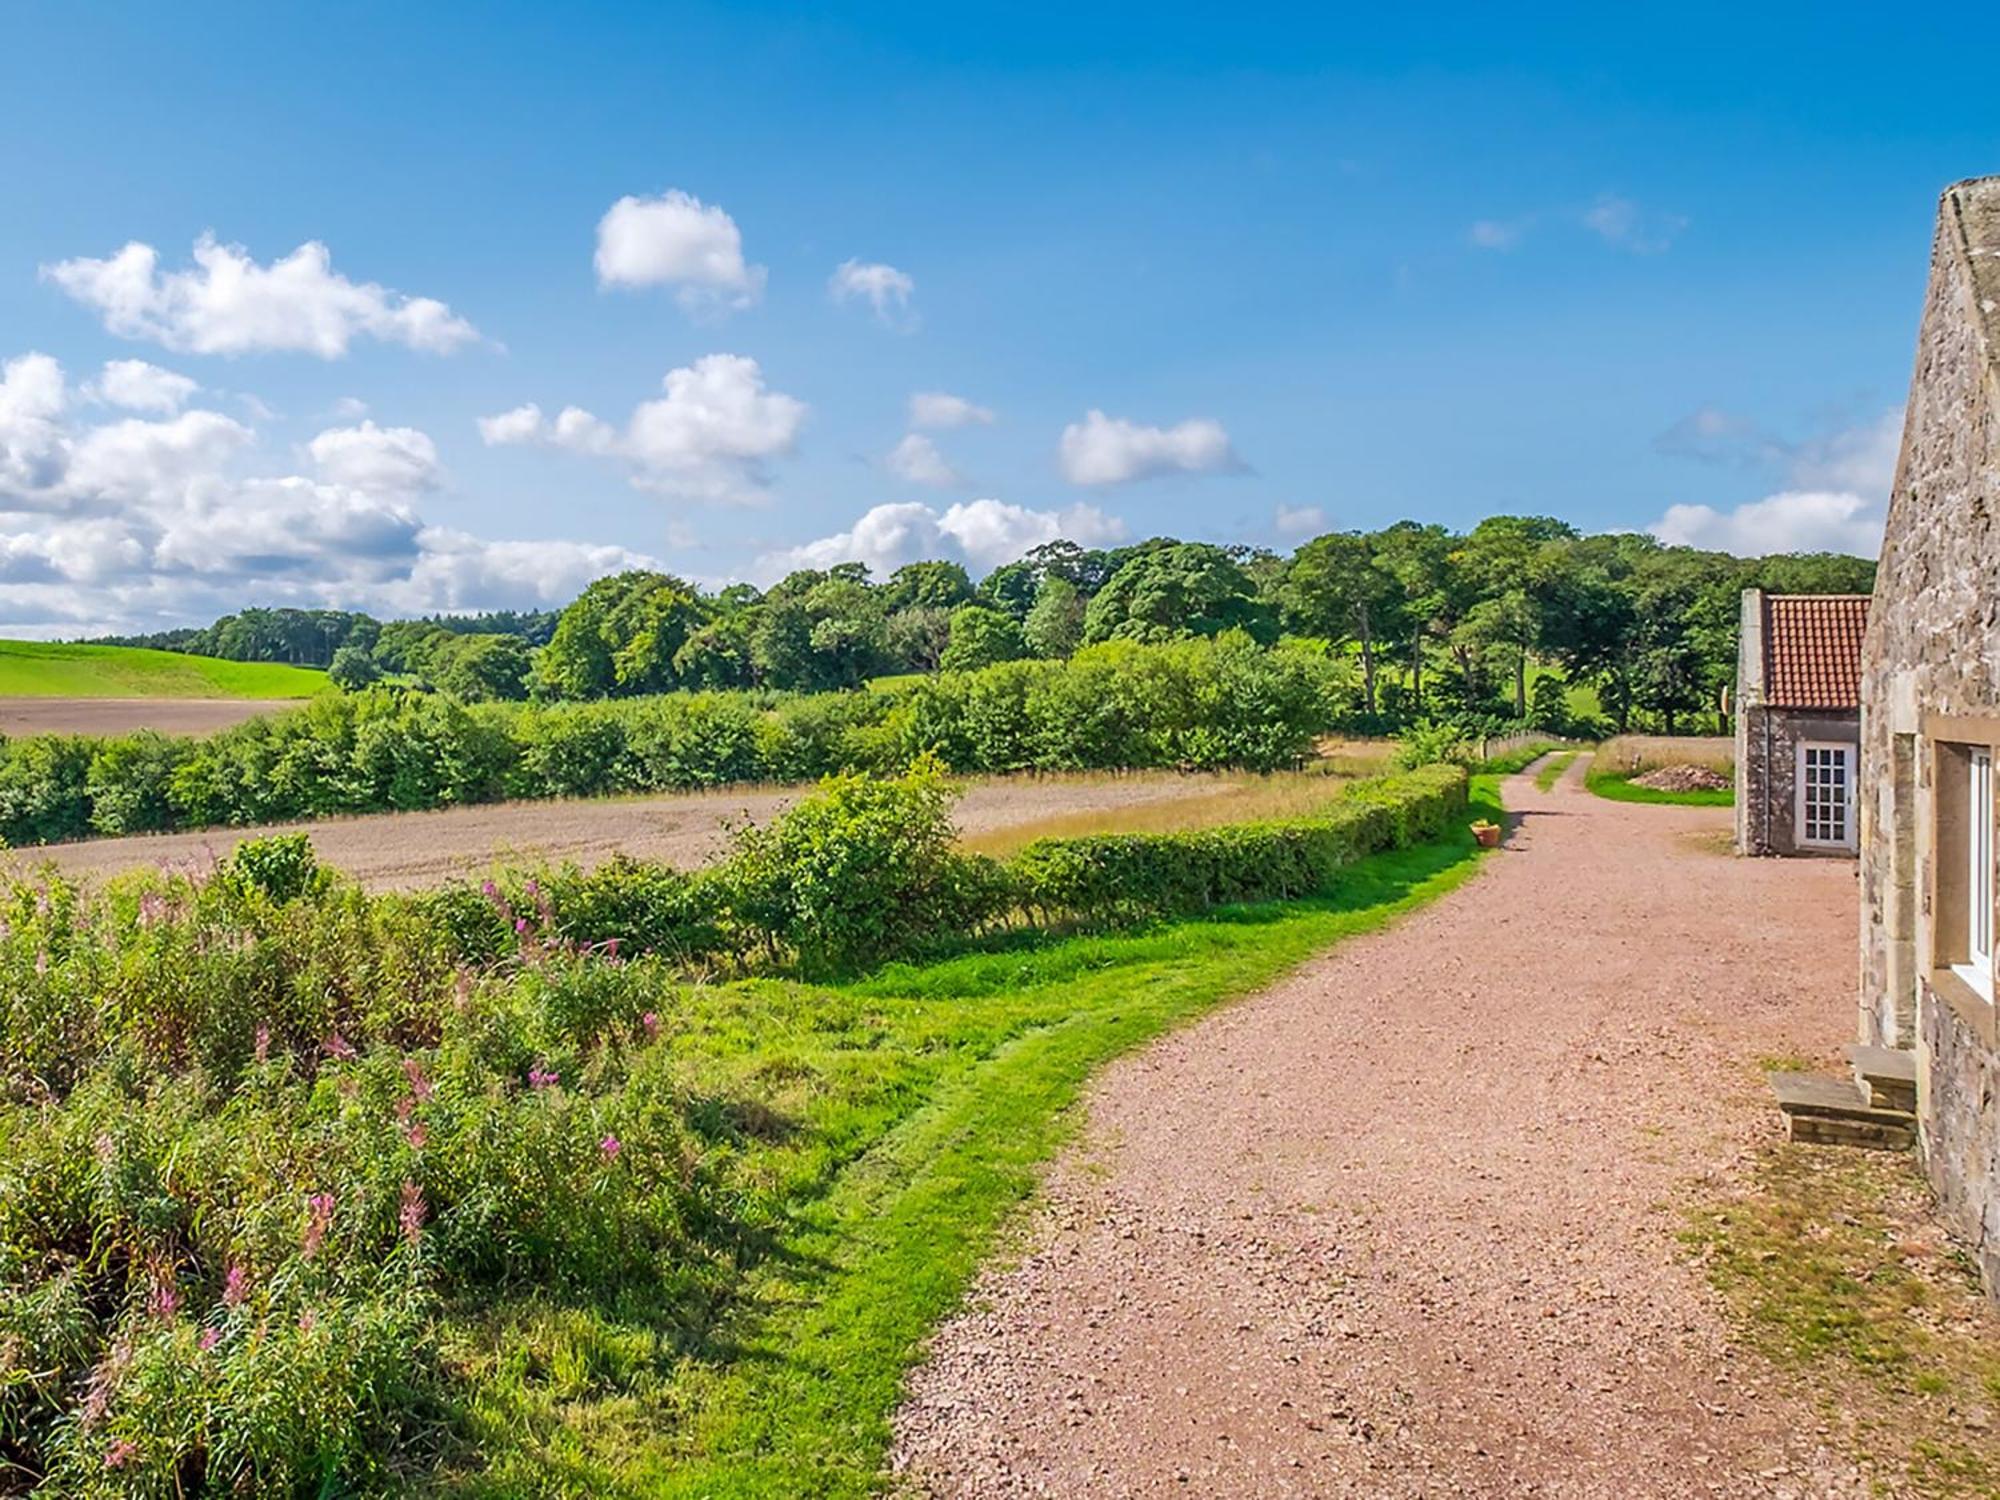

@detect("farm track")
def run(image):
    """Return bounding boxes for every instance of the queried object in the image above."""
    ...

[8,773,1228,891]
[894,751,1871,1497]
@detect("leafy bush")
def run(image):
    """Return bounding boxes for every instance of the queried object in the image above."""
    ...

[1392,720,1473,770]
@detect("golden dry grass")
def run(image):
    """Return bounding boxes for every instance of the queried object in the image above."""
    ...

[1593,734,1736,777]
[959,767,1368,857]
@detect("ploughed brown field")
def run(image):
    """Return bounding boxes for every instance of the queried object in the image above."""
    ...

[0,697,299,738]
[8,772,1287,892]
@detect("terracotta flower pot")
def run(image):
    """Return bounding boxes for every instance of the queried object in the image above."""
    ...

[1471,822,1502,849]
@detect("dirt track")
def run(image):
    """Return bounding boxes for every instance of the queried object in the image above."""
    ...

[0,698,296,737]
[10,774,1211,891]
[893,755,1869,1497]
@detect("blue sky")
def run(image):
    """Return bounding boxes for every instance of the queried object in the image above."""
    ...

[0,2,1987,633]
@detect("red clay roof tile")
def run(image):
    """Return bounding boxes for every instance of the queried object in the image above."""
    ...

[1763,594,1870,709]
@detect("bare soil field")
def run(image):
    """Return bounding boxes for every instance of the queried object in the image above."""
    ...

[10,773,1224,891]
[0,697,296,737]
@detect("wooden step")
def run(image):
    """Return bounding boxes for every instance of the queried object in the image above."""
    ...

[1767,1071,1915,1151]
[1846,1044,1918,1113]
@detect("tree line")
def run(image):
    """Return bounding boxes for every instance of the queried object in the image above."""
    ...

[87,522,1876,733]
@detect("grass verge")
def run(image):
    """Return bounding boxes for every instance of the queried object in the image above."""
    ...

[447,779,1501,1496]
[1585,765,1734,807]
[1685,1145,2000,1495]
[1533,751,1578,791]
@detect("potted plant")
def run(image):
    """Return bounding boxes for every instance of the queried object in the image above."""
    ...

[1469,819,1502,849]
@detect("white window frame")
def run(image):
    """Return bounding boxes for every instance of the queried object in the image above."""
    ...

[1795,740,1857,851]
[1958,746,1994,1001]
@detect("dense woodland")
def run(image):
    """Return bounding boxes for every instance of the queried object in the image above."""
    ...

[89,520,1875,735]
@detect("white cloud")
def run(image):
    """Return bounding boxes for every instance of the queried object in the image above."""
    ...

[594,190,765,314]
[1468,218,1527,251]
[908,390,995,429]
[1789,408,1903,497]
[330,395,369,420]
[1058,408,1242,486]
[0,348,664,635]
[757,498,1125,582]
[43,235,480,357]
[90,359,199,414]
[478,354,806,503]
[1275,503,1326,538]
[886,433,961,488]
[829,260,916,327]
[307,419,441,494]
[1648,490,1883,558]
[1582,194,1687,255]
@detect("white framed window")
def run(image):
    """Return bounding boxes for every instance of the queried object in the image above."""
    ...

[1796,741,1856,850]
[1959,746,1994,1000]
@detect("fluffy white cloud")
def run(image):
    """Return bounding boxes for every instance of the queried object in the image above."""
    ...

[479,354,806,503]
[1275,503,1326,538]
[1058,409,1242,486]
[829,260,916,326]
[908,390,994,429]
[307,420,442,494]
[757,498,1125,582]
[1649,490,1883,557]
[886,433,960,488]
[1582,194,1687,254]
[1646,407,1901,559]
[90,359,199,414]
[43,235,480,358]
[0,349,663,635]
[594,190,765,314]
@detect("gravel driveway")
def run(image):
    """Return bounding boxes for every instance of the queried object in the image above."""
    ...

[893,756,1869,1498]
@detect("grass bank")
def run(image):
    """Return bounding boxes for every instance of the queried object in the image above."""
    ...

[1584,765,1734,807]
[1685,1145,2000,1496]
[0,639,326,698]
[1533,751,1578,791]
[451,774,1501,1495]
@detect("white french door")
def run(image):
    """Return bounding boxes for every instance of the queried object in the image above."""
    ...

[1797,742,1856,851]
[1969,748,1993,987]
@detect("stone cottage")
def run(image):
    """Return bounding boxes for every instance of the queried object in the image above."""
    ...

[1858,175,2000,1293]
[1734,589,1869,856]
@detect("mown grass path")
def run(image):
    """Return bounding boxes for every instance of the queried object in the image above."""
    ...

[896,759,1868,1497]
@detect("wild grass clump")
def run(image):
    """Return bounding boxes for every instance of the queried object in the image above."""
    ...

[1593,734,1734,778]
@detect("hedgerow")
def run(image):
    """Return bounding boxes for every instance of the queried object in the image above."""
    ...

[0,760,1466,1491]
[0,635,1339,848]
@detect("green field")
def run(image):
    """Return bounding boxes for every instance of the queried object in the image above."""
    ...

[0,639,326,698]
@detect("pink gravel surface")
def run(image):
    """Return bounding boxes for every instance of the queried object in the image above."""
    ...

[892,755,1872,1498]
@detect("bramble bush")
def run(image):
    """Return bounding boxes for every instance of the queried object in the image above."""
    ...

[0,760,1466,1492]
[0,635,1342,848]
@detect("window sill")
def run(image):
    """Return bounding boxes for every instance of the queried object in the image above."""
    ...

[1929,967,2000,1049]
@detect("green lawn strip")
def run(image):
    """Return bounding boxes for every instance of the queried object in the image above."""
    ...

[1479,741,1564,777]
[1584,761,1733,806]
[458,779,1501,1497]
[0,638,326,698]
[1533,751,1578,791]
[1684,1145,2000,1495]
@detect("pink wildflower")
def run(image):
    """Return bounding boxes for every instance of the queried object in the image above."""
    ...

[480,879,500,900]
[147,1276,179,1320]
[199,1325,221,1352]
[302,1192,335,1259]
[33,949,47,977]
[94,1132,116,1165]
[103,1439,139,1470]
[222,1263,249,1306]
[640,1010,659,1040]
[515,917,531,935]
[599,1134,622,1161]
[528,1065,559,1090]
[404,1121,428,1150]
[322,1031,355,1061]
[401,1057,435,1102]
[297,1308,317,1334]
[399,1180,426,1244]
[253,1024,271,1064]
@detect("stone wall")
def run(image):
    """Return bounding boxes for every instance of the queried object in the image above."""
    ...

[1859,178,2000,1291]
[1738,706,1859,856]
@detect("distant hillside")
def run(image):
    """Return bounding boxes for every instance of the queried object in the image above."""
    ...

[0,640,327,698]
